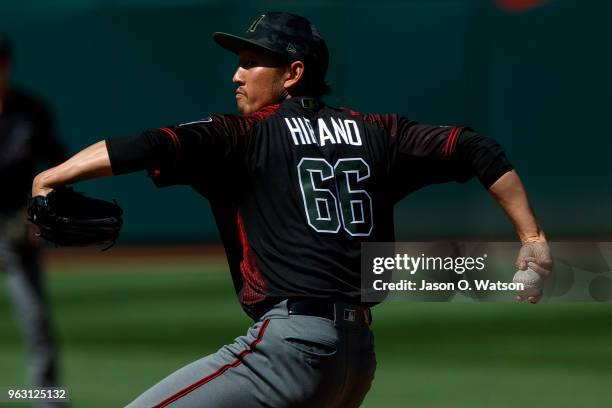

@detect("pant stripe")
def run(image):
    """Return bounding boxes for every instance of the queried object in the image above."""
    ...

[152,319,271,408]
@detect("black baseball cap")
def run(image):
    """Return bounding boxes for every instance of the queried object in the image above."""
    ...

[213,12,328,74]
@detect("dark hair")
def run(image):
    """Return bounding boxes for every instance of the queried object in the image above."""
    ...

[302,67,331,97]
[291,60,331,98]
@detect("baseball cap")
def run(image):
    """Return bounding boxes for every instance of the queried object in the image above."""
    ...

[213,12,328,75]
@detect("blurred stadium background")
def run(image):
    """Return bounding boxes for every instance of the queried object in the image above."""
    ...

[1,0,611,406]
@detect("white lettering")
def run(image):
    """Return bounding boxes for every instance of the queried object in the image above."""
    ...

[292,118,307,144]
[331,117,349,144]
[344,120,362,145]
[304,119,317,145]
[373,257,385,274]
[287,117,363,147]
[318,118,336,147]
[409,256,421,275]
[297,118,312,145]
[457,280,470,290]
[284,118,302,145]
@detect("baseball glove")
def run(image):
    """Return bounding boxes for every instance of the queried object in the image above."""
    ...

[27,186,123,249]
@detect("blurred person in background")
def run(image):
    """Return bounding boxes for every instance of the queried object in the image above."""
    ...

[0,34,66,406]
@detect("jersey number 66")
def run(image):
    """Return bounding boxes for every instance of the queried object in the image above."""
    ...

[297,157,373,237]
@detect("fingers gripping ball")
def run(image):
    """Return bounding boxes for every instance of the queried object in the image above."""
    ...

[27,186,123,249]
[512,267,543,298]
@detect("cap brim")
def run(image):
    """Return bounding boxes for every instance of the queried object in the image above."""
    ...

[212,32,279,55]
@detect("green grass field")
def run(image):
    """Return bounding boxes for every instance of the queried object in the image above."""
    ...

[1,257,612,407]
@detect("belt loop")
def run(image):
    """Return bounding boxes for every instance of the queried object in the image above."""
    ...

[364,309,372,325]
[282,299,291,317]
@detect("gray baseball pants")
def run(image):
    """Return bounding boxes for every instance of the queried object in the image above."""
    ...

[1,241,60,408]
[125,300,376,408]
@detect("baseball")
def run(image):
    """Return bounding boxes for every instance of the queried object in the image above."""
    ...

[512,267,543,297]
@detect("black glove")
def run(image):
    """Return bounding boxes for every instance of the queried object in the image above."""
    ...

[27,186,123,249]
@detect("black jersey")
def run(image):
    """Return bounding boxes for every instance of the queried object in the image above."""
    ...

[0,89,65,214]
[107,97,512,318]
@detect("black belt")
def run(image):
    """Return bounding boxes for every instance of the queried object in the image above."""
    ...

[287,299,372,327]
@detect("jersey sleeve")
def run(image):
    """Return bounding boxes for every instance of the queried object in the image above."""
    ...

[364,114,513,201]
[106,114,257,190]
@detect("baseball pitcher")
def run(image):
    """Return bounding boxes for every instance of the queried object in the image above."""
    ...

[30,12,552,407]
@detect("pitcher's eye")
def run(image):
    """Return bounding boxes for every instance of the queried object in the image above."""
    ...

[240,59,257,68]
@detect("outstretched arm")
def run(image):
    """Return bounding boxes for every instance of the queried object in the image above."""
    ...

[32,140,113,197]
[383,117,552,302]
[488,170,553,303]
[31,114,247,198]
[488,170,544,244]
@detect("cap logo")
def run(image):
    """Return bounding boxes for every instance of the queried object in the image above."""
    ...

[247,15,265,33]
[287,43,297,53]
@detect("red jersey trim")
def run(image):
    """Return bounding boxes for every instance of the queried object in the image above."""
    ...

[339,106,361,117]
[250,103,280,120]
[158,127,181,148]
[236,212,267,305]
[334,108,402,138]
[444,126,463,156]
[152,319,271,408]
